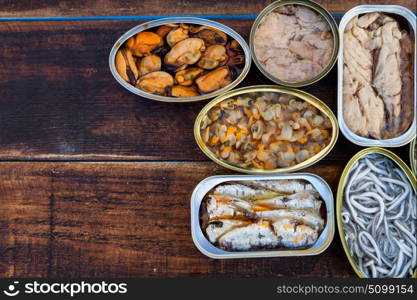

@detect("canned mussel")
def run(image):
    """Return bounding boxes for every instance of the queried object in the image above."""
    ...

[191,174,334,258]
[194,85,338,174]
[337,148,417,278]
[109,17,251,102]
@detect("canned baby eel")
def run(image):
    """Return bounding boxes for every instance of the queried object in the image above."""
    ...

[109,17,251,103]
[337,5,416,147]
[194,85,339,174]
[249,0,339,88]
[337,147,417,278]
[191,173,334,259]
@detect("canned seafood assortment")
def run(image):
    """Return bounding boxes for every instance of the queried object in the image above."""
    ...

[108,0,416,277]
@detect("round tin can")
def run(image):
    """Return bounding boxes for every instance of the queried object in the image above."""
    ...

[109,17,251,102]
[249,0,339,88]
[336,147,417,278]
[194,85,339,174]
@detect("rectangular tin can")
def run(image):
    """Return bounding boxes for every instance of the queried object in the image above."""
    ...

[191,173,334,259]
[337,5,416,147]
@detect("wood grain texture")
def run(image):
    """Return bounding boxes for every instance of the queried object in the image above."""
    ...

[0,19,412,161]
[0,0,415,17]
[0,0,415,279]
[0,161,355,278]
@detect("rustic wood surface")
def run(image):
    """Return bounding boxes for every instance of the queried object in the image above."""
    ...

[0,161,355,278]
[0,0,415,17]
[0,0,415,278]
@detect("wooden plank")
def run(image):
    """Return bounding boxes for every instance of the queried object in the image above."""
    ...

[0,0,415,17]
[0,19,412,161]
[0,161,355,278]
[0,165,51,277]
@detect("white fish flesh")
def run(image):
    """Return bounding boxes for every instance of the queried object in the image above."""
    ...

[206,195,242,218]
[203,179,325,251]
[253,191,321,211]
[256,209,324,231]
[272,218,318,248]
[206,219,250,243]
[218,221,279,251]
[244,179,315,194]
[213,183,279,200]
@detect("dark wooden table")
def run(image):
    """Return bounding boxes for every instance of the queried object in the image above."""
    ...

[0,0,415,278]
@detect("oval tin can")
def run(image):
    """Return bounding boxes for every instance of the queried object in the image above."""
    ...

[191,173,334,259]
[249,0,339,88]
[337,5,416,147]
[109,17,251,102]
[194,85,339,174]
[336,147,417,277]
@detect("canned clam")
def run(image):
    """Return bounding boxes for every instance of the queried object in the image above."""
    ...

[337,148,417,278]
[249,0,339,88]
[194,85,339,174]
[337,5,416,147]
[109,17,251,102]
[191,173,335,259]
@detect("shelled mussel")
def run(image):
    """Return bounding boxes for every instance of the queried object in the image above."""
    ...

[115,23,246,98]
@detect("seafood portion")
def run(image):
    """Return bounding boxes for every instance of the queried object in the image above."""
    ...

[343,13,414,139]
[200,91,333,170]
[254,4,334,83]
[201,179,325,251]
[115,22,246,98]
[341,153,417,278]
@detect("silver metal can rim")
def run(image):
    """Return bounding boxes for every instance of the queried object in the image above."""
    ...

[109,17,252,103]
[337,5,417,147]
[249,0,340,88]
[190,173,335,259]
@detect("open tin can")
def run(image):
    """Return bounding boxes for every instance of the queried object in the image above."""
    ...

[109,17,251,102]
[249,0,339,88]
[191,173,334,259]
[194,85,339,174]
[337,5,416,147]
[336,147,417,277]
